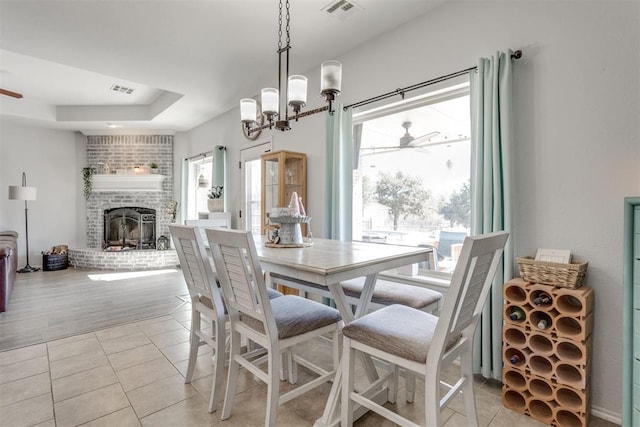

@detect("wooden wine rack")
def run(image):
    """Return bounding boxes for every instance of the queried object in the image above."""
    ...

[502,278,593,426]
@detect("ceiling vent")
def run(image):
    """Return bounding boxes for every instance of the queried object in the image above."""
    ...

[322,0,363,21]
[110,84,135,95]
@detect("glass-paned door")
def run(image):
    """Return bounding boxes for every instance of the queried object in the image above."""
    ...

[240,141,272,233]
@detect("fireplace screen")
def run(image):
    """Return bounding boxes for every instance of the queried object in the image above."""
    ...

[103,207,156,250]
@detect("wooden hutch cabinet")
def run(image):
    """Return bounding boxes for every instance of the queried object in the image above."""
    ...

[260,150,307,236]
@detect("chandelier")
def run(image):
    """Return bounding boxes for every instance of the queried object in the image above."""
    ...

[240,0,342,136]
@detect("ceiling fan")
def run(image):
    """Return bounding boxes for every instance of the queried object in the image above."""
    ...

[361,121,440,156]
[0,88,23,99]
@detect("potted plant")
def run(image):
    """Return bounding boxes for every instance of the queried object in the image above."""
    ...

[149,162,159,174]
[207,186,224,212]
[81,167,93,199]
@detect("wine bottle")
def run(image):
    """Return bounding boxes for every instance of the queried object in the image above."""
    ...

[509,307,525,321]
[537,319,548,330]
[534,292,551,305]
[509,354,522,364]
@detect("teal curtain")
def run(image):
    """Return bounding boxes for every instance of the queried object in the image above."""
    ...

[470,50,515,379]
[324,103,353,241]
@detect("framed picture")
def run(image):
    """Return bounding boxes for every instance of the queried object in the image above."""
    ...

[535,248,572,263]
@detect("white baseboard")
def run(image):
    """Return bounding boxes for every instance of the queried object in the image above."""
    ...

[591,405,622,425]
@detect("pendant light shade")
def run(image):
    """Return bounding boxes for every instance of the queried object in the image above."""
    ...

[240,98,257,123]
[321,60,342,95]
[261,88,279,116]
[288,75,307,105]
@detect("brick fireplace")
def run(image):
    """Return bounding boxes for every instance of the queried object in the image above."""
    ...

[69,135,179,270]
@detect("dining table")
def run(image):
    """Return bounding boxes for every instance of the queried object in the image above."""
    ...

[253,234,431,427]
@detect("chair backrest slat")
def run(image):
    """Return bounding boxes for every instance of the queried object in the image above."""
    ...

[169,225,225,316]
[432,231,509,355]
[207,229,274,328]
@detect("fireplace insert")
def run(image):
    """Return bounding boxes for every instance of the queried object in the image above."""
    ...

[103,207,156,250]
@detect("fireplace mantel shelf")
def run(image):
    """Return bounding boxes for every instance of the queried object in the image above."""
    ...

[92,174,165,192]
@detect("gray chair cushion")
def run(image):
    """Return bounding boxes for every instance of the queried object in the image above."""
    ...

[243,295,341,340]
[266,288,284,299]
[340,278,442,310]
[270,273,442,311]
[342,304,438,363]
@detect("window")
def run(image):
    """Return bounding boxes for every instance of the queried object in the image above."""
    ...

[352,83,471,276]
[185,154,213,220]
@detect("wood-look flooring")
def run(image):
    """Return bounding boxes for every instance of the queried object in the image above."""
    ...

[0,267,187,352]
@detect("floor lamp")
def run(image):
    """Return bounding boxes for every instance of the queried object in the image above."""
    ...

[8,172,40,273]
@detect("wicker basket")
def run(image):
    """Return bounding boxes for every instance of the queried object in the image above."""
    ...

[43,253,68,271]
[517,256,588,289]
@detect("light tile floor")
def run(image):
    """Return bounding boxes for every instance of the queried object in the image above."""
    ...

[0,300,619,426]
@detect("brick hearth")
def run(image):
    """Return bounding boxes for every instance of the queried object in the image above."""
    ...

[68,248,179,270]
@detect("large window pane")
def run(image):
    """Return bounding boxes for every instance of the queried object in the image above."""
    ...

[352,85,471,275]
[186,155,213,219]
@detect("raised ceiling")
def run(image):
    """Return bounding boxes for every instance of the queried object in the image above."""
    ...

[0,0,445,135]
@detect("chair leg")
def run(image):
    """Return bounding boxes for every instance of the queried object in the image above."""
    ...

[266,343,281,427]
[287,348,297,384]
[221,330,241,421]
[388,364,399,404]
[208,319,226,413]
[185,309,200,384]
[341,338,355,427]
[424,367,441,427]
[405,371,415,403]
[460,349,479,426]
[333,330,342,372]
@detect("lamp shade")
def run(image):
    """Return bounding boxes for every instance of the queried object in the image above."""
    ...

[288,75,307,105]
[198,174,209,188]
[320,60,342,94]
[261,88,279,115]
[240,98,257,123]
[9,185,37,201]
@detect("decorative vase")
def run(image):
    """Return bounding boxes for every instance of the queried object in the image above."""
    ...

[208,199,223,212]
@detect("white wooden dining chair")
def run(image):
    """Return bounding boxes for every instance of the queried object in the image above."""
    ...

[341,231,509,427]
[169,224,227,413]
[205,228,343,426]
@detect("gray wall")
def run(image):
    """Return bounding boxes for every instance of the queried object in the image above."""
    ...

[0,120,82,265]
[185,1,640,420]
[1,0,638,420]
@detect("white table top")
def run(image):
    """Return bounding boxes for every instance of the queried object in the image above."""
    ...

[254,235,429,287]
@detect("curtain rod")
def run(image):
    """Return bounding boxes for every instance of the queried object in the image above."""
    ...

[345,49,522,111]
[185,150,214,161]
[184,146,226,161]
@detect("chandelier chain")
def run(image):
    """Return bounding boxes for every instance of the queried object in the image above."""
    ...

[278,0,283,50]
[285,0,290,46]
